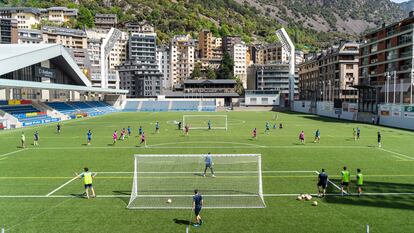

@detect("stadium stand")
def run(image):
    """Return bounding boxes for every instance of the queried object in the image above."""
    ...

[0,101,59,126]
[140,101,170,112]
[170,101,199,111]
[122,100,216,112]
[123,100,140,112]
[46,101,117,118]
[200,100,216,112]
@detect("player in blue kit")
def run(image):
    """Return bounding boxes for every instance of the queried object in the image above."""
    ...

[155,122,160,134]
[192,189,204,227]
[87,130,92,145]
[203,152,215,177]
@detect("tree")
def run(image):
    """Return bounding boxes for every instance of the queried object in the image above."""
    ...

[235,77,245,96]
[217,52,234,79]
[191,63,202,79]
[206,67,217,80]
[76,6,94,29]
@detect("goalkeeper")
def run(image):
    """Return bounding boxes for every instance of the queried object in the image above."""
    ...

[203,152,215,177]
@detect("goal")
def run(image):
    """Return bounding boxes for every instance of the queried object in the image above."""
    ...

[182,115,227,130]
[127,154,265,209]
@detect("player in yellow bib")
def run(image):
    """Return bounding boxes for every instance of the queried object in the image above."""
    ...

[77,167,96,199]
[356,168,363,196]
[341,166,350,196]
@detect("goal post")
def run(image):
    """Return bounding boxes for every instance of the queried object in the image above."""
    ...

[182,115,227,130]
[127,154,265,209]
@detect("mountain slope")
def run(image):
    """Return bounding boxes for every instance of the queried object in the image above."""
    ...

[399,0,414,12]
[0,0,406,50]
[238,0,404,34]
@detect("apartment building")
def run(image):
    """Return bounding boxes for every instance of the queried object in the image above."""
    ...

[198,29,222,59]
[0,7,41,29]
[298,54,320,101]
[230,42,248,88]
[223,35,242,54]
[86,28,128,89]
[156,46,171,90]
[125,21,154,34]
[248,63,299,105]
[118,60,162,97]
[170,35,196,87]
[319,42,359,102]
[0,18,18,44]
[298,42,359,103]
[0,7,77,29]
[17,28,42,44]
[118,32,162,97]
[42,26,87,49]
[94,14,117,29]
[42,26,90,71]
[40,7,77,24]
[263,43,289,64]
[358,12,414,112]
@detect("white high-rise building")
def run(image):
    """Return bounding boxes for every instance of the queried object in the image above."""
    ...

[170,35,196,87]
[231,42,248,88]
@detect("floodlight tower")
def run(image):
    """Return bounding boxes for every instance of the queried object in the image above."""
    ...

[276,28,296,106]
[101,28,122,88]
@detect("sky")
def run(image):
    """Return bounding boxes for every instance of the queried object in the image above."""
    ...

[391,0,409,3]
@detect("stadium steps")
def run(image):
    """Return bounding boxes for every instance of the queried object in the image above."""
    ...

[137,101,143,111]
[168,100,173,111]
[0,108,21,128]
[197,100,202,112]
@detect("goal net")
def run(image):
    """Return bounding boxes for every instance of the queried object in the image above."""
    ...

[182,115,227,130]
[127,154,265,209]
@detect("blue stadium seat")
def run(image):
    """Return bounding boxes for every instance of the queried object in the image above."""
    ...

[140,101,169,112]
[171,101,199,111]
[0,104,59,126]
[46,101,117,116]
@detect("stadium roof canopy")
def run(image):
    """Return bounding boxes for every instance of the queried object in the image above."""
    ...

[0,44,128,94]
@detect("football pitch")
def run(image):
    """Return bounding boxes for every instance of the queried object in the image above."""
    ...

[0,111,413,233]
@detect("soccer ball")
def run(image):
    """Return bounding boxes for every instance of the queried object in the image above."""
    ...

[167,198,172,204]
[296,195,302,200]
[305,194,312,201]
[312,201,318,206]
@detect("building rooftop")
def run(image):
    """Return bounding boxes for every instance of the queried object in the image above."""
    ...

[0,7,42,15]
[183,79,236,85]
[95,13,117,18]
[42,26,86,37]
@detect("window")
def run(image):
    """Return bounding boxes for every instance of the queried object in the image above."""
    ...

[346,64,354,69]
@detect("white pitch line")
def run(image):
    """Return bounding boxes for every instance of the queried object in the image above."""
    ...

[379,148,414,160]
[46,176,78,197]
[0,148,27,158]
[314,171,346,194]
[0,192,414,198]
[96,170,317,174]
[29,145,372,150]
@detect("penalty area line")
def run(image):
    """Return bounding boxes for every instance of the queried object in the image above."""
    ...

[45,176,78,197]
[378,148,414,161]
[0,148,28,158]
[314,171,346,194]
[0,192,414,198]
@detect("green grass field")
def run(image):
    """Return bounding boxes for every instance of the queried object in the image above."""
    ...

[0,111,413,233]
